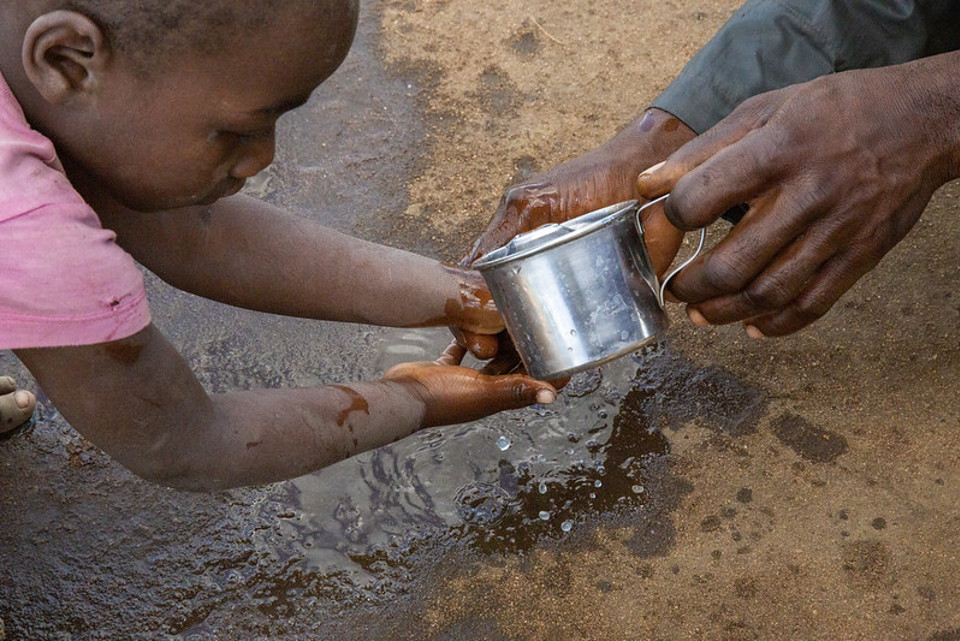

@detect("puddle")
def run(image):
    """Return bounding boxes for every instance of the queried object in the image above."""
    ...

[167,331,674,637]
[0,321,767,639]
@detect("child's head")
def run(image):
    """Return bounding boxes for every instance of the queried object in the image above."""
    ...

[2,1,359,211]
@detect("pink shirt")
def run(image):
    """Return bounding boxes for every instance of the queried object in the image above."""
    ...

[0,72,150,349]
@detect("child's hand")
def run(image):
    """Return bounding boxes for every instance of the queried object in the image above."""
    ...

[445,267,502,333]
[444,266,505,360]
[382,341,557,428]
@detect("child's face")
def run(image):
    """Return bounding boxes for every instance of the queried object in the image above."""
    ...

[64,5,357,212]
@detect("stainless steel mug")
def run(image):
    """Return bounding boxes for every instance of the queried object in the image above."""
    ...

[473,195,704,380]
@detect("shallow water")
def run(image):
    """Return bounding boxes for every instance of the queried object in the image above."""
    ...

[0,317,767,640]
[169,329,765,638]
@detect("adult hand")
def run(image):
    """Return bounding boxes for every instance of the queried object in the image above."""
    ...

[456,108,697,357]
[636,56,960,336]
[382,341,557,428]
[465,108,695,268]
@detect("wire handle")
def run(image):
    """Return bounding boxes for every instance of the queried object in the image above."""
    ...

[634,195,707,308]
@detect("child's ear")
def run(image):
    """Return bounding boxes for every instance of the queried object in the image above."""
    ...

[21,11,109,105]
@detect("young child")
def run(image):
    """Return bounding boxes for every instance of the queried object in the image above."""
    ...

[0,0,557,489]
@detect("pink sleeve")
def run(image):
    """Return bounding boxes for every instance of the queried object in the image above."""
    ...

[0,76,150,349]
[0,202,151,349]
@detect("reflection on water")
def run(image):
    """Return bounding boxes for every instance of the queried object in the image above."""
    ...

[290,327,647,571]
[1,328,766,639]
[173,328,767,637]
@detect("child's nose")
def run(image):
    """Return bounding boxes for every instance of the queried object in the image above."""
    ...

[230,135,276,179]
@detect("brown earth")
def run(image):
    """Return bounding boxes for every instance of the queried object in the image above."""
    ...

[369,1,960,639]
[4,1,960,639]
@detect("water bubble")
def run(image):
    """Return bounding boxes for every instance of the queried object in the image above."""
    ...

[455,483,511,526]
[620,331,630,341]
[597,409,608,419]
[570,329,578,337]
[561,520,573,533]
[594,480,603,488]
[496,435,511,451]
[539,511,551,521]
[632,485,645,494]
[539,482,548,494]
[589,493,596,499]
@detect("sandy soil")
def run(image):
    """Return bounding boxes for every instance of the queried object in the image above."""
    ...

[375,0,739,259]
[368,1,960,639]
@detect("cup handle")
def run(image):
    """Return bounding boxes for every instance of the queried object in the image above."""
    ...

[634,194,707,308]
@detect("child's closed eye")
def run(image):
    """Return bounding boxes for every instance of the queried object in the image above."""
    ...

[211,125,276,144]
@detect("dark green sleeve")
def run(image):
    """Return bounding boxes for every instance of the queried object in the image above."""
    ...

[651,0,960,134]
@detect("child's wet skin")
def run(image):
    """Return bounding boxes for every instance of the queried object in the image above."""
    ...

[403,265,502,354]
[445,265,498,330]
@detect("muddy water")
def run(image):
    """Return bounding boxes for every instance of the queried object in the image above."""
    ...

[1,329,765,639]
[0,2,770,639]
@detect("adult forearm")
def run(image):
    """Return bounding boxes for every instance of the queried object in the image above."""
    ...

[651,0,942,134]
[903,51,960,182]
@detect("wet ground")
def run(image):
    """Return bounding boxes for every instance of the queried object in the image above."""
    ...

[5,0,960,639]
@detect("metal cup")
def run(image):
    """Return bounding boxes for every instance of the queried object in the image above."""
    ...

[473,196,704,380]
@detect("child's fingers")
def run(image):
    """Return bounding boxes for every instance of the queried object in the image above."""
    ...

[435,340,467,367]
[449,327,500,361]
[0,376,15,394]
[487,375,556,408]
[465,331,500,360]
[479,352,522,376]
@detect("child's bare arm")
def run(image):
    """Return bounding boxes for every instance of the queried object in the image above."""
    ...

[96,193,498,334]
[15,325,554,491]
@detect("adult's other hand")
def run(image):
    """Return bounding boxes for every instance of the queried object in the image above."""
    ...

[636,53,960,336]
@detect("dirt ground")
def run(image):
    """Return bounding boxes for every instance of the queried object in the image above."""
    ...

[4,1,960,639]
[368,1,960,639]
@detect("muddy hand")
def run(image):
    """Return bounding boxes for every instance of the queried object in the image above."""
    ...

[636,63,954,336]
[383,341,557,428]
[457,109,696,352]
[0,375,36,434]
